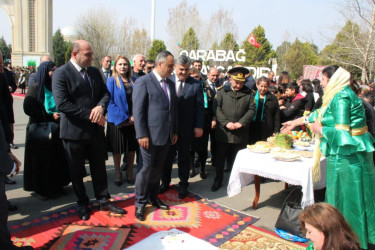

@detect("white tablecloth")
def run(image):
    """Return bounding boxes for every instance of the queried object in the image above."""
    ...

[227,149,326,208]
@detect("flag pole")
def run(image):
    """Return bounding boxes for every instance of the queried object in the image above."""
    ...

[151,0,155,41]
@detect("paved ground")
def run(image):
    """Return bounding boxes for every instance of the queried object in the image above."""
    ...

[7,94,292,233]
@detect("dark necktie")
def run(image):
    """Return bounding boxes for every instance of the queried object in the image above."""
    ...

[105,70,110,79]
[177,81,183,97]
[81,68,90,85]
[162,79,169,101]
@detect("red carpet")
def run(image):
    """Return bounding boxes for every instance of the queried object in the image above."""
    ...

[10,186,258,249]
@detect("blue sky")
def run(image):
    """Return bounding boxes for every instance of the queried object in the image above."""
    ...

[0,0,343,51]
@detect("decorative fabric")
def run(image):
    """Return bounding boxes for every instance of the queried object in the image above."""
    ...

[220,225,308,249]
[10,186,258,249]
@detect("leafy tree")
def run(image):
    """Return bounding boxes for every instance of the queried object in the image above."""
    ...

[65,43,72,63]
[181,27,199,51]
[284,38,318,79]
[0,36,12,62]
[53,29,69,66]
[147,39,167,61]
[241,25,274,67]
[276,41,292,72]
[218,32,239,67]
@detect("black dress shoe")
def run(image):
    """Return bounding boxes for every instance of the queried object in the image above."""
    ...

[149,197,169,210]
[8,200,18,211]
[200,171,207,179]
[78,205,90,221]
[159,183,169,194]
[135,206,145,221]
[211,181,222,192]
[5,176,16,184]
[178,186,188,199]
[10,143,18,149]
[100,202,127,214]
[189,168,197,178]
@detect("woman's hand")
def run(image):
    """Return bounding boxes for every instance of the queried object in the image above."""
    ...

[52,112,60,121]
[310,122,323,135]
[280,121,295,133]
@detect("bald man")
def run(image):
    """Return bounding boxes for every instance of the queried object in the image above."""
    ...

[52,40,126,220]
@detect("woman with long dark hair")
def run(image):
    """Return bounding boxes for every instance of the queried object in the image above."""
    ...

[23,61,70,200]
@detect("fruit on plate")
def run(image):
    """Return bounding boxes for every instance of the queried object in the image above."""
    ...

[274,133,293,149]
[288,130,310,141]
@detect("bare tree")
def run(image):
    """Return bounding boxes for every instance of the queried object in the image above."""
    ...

[203,8,238,50]
[166,0,201,55]
[75,7,116,67]
[130,28,151,58]
[115,17,137,58]
[323,0,375,82]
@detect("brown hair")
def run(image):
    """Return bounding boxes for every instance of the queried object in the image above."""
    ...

[278,71,291,85]
[299,203,360,250]
[112,55,133,89]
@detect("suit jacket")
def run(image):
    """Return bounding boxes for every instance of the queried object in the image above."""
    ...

[99,68,112,84]
[0,120,13,176]
[4,68,17,93]
[52,61,110,140]
[170,75,205,139]
[0,73,13,141]
[133,72,178,146]
[106,76,131,125]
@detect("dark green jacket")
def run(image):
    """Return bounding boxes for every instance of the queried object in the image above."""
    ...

[214,84,256,144]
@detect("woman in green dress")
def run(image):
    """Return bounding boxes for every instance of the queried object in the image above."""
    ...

[282,66,375,249]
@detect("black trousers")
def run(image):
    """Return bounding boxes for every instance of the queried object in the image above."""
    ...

[214,141,245,184]
[162,137,192,188]
[63,135,110,206]
[191,123,210,170]
[0,174,13,249]
[209,128,217,165]
[135,143,169,207]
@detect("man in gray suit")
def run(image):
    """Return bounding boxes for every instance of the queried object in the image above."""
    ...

[99,55,112,83]
[133,51,178,221]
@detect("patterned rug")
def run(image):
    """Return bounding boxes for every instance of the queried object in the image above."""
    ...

[10,186,258,249]
[219,225,308,250]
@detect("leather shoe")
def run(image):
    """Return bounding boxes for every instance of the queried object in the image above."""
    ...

[178,186,188,199]
[211,181,222,192]
[159,183,169,194]
[78,205,90,221]
[200,171,207,179]
[149,197,169,210]
[189,168,197,178]
[5,176,16,184]
[135,206,145,221]
[10,143,18,149]
[8,200,18,211]
[100,202,127,214]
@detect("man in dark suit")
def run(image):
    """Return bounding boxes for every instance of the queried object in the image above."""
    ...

[99,55,112,83]
[160,55,204,199]
[133,51,178,221]
[52,40,125,221]
[0,121,32,249]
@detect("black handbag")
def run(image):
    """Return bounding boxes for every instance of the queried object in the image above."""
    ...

[28,121,59,142]
[275,187,304,238]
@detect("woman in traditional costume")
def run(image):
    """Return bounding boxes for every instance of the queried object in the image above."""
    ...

[282,65,375,249]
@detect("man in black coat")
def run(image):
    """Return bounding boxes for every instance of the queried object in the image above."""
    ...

[0,120,31,249]
[52,40,125,221]
[160,55,205,199]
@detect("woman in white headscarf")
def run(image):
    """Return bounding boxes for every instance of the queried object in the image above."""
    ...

[282,65,375,249]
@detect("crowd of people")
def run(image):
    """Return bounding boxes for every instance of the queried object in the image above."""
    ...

[1,39,375,249]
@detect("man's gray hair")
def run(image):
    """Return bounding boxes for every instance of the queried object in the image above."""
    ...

[155,51,173,64]
[133,54,145,62]
[175,54,191,66]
